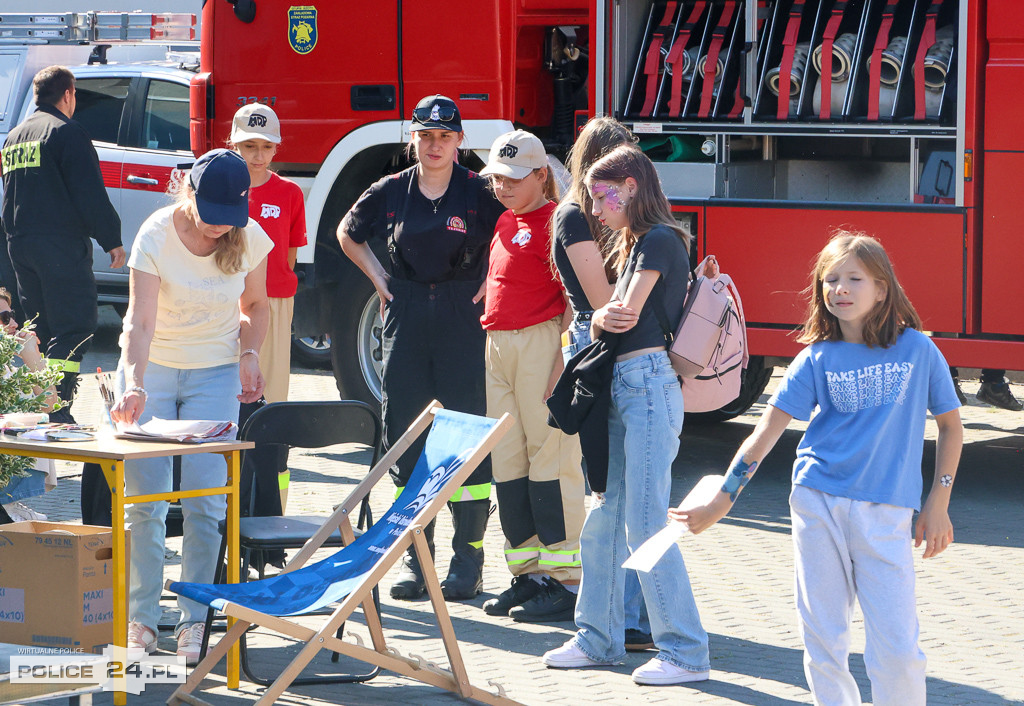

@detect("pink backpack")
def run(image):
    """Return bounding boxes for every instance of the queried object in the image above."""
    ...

[654,257,750,413]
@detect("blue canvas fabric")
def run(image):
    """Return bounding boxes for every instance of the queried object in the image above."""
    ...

[170,409,498,617]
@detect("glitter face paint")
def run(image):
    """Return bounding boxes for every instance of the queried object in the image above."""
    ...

[588,180,630,230]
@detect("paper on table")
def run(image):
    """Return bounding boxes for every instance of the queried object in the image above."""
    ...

[622,474,725,573]
[115,418,237,443]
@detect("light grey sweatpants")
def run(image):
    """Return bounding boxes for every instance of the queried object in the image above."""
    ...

[790,484,926,706]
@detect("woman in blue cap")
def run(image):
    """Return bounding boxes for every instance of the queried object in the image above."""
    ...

[111,148,273,665]
[338,94,504,602]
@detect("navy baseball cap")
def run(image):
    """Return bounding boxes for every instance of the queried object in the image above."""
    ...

[410,94,462,132]
[189,149,250,227]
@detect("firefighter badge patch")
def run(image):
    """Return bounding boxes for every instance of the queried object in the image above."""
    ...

[288,6,318,55]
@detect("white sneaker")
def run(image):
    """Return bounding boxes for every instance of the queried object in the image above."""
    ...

[2,501,46,522]
[542,640,616,669]
[127,621,158,654]
[631,657,709,685]
[176,622,205,666]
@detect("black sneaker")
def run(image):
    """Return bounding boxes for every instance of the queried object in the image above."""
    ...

[625,628,654,652]
[483,576,540,616]
[509,577,576,623]
[951,376,968,406]
[976,382,1023,411]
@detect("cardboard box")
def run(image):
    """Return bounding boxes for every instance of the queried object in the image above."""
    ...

[0,522,128,654]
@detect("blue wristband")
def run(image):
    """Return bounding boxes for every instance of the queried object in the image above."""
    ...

[721,457,757,502]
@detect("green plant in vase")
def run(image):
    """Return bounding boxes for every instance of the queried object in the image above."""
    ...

[0,324,64,492]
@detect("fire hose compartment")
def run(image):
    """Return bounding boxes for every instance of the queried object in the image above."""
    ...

[617,0,959,125]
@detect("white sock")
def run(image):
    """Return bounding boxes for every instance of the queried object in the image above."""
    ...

[529,573,547,585]
[563,583,579,594]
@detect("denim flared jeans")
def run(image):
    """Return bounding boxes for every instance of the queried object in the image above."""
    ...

[572,351,709,671]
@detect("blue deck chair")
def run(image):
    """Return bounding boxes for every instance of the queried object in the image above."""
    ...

[166,402,519,706]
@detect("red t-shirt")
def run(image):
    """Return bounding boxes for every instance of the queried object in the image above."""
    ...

[481,200,566,330]
[249,172,307,298]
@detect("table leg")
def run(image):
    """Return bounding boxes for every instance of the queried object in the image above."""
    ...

[105,459,128,706]
[224,450,240,689]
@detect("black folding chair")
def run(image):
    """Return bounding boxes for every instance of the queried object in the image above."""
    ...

[202,400,383,685]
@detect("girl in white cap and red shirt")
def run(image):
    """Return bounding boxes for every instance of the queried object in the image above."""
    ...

[478,130,586,624]
[229,104,307,517]
[229,103,307,408]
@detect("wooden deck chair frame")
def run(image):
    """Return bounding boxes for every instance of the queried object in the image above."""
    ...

[166,401,520,706]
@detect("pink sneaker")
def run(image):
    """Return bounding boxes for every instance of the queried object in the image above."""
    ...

[127,620,158,654]
[176,622,205,666]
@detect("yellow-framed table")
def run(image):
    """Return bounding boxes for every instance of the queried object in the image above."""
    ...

[0,434,253,705]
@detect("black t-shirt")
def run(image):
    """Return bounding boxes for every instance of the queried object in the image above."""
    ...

[342,164,504,283]
[613,225,691,355]
[551,201,600,314]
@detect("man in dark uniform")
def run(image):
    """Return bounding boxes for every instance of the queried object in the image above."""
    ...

[1,65,124,422]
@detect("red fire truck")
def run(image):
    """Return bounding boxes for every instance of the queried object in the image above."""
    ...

[190,0,591,405]
[162,0,1021,416]
[592,0,1022,415]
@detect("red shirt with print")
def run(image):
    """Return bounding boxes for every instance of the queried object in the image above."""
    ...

[249,172,307,298]
[481,200,565,330]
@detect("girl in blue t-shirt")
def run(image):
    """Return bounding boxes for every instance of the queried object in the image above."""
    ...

[543,144,710,686]
[673,231,963,705]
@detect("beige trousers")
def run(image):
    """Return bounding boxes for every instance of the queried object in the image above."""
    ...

[260,296,294,404]
[485,317,585,583]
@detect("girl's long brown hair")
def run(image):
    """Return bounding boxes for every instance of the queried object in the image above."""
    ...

[560,117,634,248]
[798,230,922,347]
[585,144,690,272]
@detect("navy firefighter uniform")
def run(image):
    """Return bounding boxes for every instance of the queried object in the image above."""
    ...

[1,102,121,408]
[340,161,504,598]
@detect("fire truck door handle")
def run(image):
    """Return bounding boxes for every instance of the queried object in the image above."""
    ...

[127,175,160,186]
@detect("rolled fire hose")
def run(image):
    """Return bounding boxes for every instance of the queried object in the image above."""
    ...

[767,42,810,98]
[666,46,700,82]
[865,35,907,86]
[812,32,858,82]
[697,53,725,87]
[918,25,955,89]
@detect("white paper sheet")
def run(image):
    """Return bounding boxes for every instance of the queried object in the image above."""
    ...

[622,474,725,572]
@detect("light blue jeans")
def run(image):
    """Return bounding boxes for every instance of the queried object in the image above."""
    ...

[563,314,650,637]
[573,351,709,671]
[121,362,240,633]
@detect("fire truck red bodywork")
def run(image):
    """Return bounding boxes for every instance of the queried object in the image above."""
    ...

[591,0,1024,371]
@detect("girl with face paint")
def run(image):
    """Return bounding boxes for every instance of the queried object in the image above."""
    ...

[543,144,711,686]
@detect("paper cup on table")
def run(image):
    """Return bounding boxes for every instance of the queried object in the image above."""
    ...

[622,474,725,572]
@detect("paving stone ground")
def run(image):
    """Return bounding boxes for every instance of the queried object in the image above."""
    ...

[13,309,1024,705]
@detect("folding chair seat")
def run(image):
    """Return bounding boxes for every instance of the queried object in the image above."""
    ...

[202,400,383,686]
[168,402,519,706]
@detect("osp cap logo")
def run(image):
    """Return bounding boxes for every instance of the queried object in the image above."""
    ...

[497,144,519,159]
[247,113,268,128]
[288,5,318,55]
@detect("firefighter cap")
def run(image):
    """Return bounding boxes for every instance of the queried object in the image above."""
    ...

[231,103,282,144]
[480,130,547,179]
[410,94,462,132]
[189,149,251,228]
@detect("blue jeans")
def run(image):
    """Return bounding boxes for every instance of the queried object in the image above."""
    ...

[122,362,240,632]
[573,351,709,670]
[564,313,650,637]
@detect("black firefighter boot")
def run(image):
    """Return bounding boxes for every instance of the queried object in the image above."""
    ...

[48,370,80,424]
[441,499,489,601]
[390,519,435,600]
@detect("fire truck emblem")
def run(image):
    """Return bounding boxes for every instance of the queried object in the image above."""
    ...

[288,6,318,55]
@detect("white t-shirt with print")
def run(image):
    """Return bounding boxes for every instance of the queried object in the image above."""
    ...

[126,205,273,369]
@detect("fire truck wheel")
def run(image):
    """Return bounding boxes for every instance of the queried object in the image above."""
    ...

[685,356,773,425]
[291,334,332,367]
[330,280,384,404]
